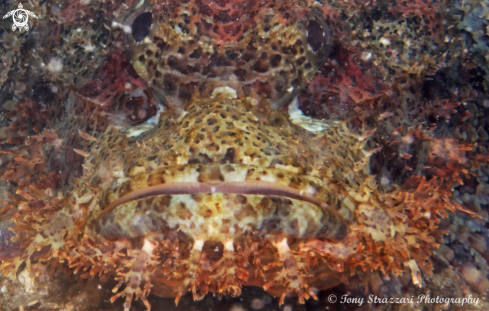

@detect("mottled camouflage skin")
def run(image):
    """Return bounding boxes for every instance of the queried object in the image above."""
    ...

[1,0,489,310]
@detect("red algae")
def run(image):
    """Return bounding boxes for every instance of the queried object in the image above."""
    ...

[0,0,489,310]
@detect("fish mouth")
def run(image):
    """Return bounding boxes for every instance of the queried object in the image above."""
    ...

[95,164,348,241]
[99,179,328,219]
[98,163,333,217]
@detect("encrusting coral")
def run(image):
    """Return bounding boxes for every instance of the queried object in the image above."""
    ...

[0,0,488,310]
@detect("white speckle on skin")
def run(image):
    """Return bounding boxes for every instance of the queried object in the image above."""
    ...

[193,239,205,251]
[47,58,63,73]
[173,168,200,182]
[402,133,414,144]
[275,237,289,252]
[379,37,391,46]
[305,185,316,195]
[224,240,234,251]
[17,269,36,294]
[142,238,156,255]
[274,163,300,175]
[211,86,237,99]
[83,42,95,52]
[360,51,372,61]
[259,173,276,183]
[111,21,132,34]
[221,166,247,182]
[112,170,125,178]
[406,259,422,287]
[208,223,217,236]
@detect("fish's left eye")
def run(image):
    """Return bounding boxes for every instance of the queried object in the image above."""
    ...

[307,19,325,52]
[305,9,330,64]
[132,12,152,43]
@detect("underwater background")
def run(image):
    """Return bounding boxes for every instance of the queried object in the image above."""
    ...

[1,0,489,310]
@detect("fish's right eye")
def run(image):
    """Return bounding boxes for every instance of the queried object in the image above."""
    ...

[132,12,152,43]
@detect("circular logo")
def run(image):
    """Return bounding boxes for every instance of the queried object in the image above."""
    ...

[328,294,337,303]
[13,9,29,29]
[3,3,38,32]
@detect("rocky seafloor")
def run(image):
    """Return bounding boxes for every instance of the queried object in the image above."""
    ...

[1,0,489,310]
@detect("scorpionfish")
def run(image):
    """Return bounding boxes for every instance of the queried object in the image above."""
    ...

[1,0,485,310]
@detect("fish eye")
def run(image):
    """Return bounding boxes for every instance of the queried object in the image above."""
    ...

[307,19,325,52]
[132,12,152,43]
[305,9,330,64]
